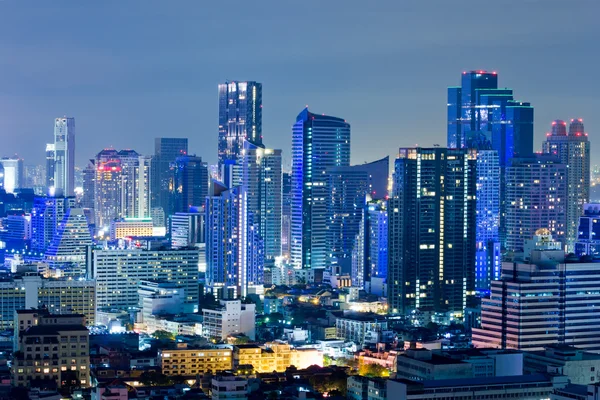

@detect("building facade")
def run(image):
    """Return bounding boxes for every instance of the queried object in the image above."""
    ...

[52,117,76,196]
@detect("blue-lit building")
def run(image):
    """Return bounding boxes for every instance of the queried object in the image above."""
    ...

[327,156,389,271]
[388,148,476,315]
[291,108,350,271]
[218,81,262,176]
[575,203,600,258]
[151,138,188,218]
[170,155,209,214]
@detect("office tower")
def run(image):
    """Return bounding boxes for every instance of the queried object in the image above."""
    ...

[43,208,93,275]
[241,141,282,259]
[151,138,188,217]
[0,157,24,194]
[81,162,95,215]
[94,149,122,228]
[0,213,31,243]
[542,119,591,249]
[170,211,204,249]
[388,148,477,315]
[134,155,152,218]
[505,155,567,252]
[218,81,262,174]
[473,232,600,351]
[45,143,55,190]
[351,199,387,294]
[24,164,45,192]
[474,150,501,293]
[12,311,90,388]
[575,203,600,257]
[327,156,389,271]
[171,155,208,214]
[30,195,76,253]
[53,117,76,195]
[88,246,200,312]
[281,172,292,259]
[291,108,351,270]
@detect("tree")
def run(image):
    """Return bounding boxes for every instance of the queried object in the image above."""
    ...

[358,362,390,378]
[140,371,173,386]
[234,336,250,345]
[152,329,175,341]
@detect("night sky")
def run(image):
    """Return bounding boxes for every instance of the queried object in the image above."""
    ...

[0,0,598,169]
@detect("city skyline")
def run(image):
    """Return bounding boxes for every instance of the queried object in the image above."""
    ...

[0,1,598,169]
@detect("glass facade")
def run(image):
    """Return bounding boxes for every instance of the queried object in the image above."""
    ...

[291,108,350,270]
[53,117,75,196]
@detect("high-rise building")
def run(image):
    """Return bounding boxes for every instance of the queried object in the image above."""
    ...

[542,119,591,249]
[81,162,95,217]
[30,195,76,253]
[351,199,387,292]
[327,157,389,271]
[388,148,477,315]
[53,117,75,196]
[205,183,264,299]
[473,233,600,352]
[505,155,567,252]
[0,157,24,194]
[117,150,152,219]
[575,203,600,257]
[241,141,282,260]
[170,155,208,214]
[281,172,292,259]
[291,108,350,270]
[43,208,93,275]
[87,246,200,313]
[45,143,55,190]
[151,138,188,217]
[474,150,501,293]
[94,149,122,229]
[170,211,204,249]
[218,81,262,174]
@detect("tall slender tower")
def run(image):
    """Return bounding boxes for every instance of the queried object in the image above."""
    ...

[542,119,591,249]
[218,81,262,177]
[151,138,188,217]
[291,108,350,271]
[53,117,75,196]
[388,148,477,315]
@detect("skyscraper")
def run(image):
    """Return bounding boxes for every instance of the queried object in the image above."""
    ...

[291,108,350,270]
[94,149,122,229]
[151,138,188,217]
[505,155,567,252]
[30,195,76,253]
[170,155,208,214]
[327,156,389,271]
[474,150,501,293]
[388,148,477,315]
[53,117,75,196]
[542,119,591,249]
[575,203,600,257]
[241,141,282,260]
[218,81,262,174]
[45,143,55,190]
[281,172,292,259]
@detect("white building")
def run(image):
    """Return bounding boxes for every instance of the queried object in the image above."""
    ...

[88,247,199,313]
[170,211,204,249]
[138,280,185,325]
[0,157,23,194]
[335,312,388,346]
[202,300,255,340]
[53,117,76,196]
[211,374,248,400]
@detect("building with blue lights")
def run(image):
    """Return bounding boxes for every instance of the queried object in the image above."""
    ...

[170,155,209,214]
[575,203,600,258]
[291,108,350,271]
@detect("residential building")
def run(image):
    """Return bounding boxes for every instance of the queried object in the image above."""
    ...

[542,119,591,249]
[87,247,199,313]
[473,233,600,351]
[327,156,389,271]
[92,381,128,400]
[241,141,282,260]
[335,312,388,346]
[202,300,255,341]
[291,108,350,271]
[170,211,204,249]
[505,155,567,251]
[52,117,76,196]
[218,81,262,173]
[388,148,477,315]
[12,312,90,388]
[151,138,188,218]
[352,199,387,292]
[575,203,600,257]
[232,342,322,373]
[281,171,292,258]
[158,344,233,376]
[211,374,248,400]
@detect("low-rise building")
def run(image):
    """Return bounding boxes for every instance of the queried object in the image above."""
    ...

[158,343,233,376]
[396,349,473,381]
[233,342,322,373]
[109,218,154,240]
[211,374,248,400]
[335,312,388,346]
[203,300,255,340]
[525,345,600,385]
[12,311,90,388]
